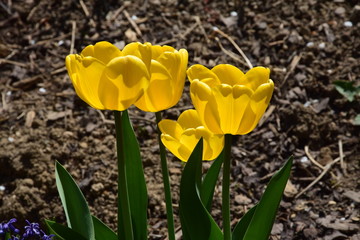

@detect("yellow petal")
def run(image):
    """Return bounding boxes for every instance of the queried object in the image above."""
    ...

[158,119,183,140]
[177,109,203,130]
[203,134,224,160]
[65,54,105,109]
[135,60,173,112]
[211,64,246,86]
[236,80,274,134]
[190,80,223,134]
[161,134,186,161]
[98,55,150,110]
[81,41,121,65]
[122,42,152,71]
[212,84,253,134]
[187,64,220,87]
[244,66,270,91]
[151,45,176,60]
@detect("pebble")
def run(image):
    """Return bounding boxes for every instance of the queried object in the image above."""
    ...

[318,42,326,49]
[91,183,104,193]
[8,137,14,142]
[306,42,314,47]
[39,87,46,93]
[335,7,346,16]
[300,156,309,163]
[6,91,11,96]
[230,11,238,17]
[0,186,5,191]
[343,21,353,27]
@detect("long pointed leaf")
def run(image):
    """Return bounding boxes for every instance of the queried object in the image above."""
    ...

[92,215,117,240]
[180,139,223,240]
[122,111,148,240]
[200,151,224,212]
[55,161,95,240]
[243,156,293,240]
[232,205,257,240]
[45,219,87,240]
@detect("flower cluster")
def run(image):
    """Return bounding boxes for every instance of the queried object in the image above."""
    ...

[0,219,54,240]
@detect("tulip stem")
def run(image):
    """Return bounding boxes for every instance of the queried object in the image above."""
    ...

[155,111,176,240]
[114,110,134,240]
[222,134,233,240]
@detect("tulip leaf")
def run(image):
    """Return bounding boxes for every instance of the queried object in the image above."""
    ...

[122,110,148,240]
[180,139,223,240]
[55,161,95,240]
[45,219,87,240]
[242,156,293,240]
[92,215,118,240]
[232,205,257,240]
[200,151,224,212]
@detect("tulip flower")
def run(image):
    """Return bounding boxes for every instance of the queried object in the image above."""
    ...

[66,41,188,112]
[158,109,224,162]
[187,64,274,135]
[134,44,188,112]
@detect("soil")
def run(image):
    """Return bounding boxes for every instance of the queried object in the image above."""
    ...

[1,0,360,239]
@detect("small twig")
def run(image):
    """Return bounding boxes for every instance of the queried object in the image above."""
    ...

[295,157,341,199]
[108,4,128,22]
[50,66,67,75]
[339,139,346,175]
[214,28,253,69]
[70,21,76,54]
[0,58,27,67]
[193,16,210,43]
[123,10,142,37]
[1,92,7,110]
[79,0,96,27]
[280,54,302,87]
[178,21,199,40]
[304,146,325,170]
[215,37,247,66]
[0,1,11,15]
[97,110,114,125]
[259,105,276,127]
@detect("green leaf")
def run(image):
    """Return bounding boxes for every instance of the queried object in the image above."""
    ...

[200,151,224,212]
[353,114,360,126]
[122,111,148,240]
[232,205,257,240]
[180,139,223,240]
[45,219,87,240]
[55,161,95,240]
[242,156,293,240]
[334,80,360,102]
[92,215,118,240]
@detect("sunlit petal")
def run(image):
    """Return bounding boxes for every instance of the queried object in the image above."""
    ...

[211,64,246,86]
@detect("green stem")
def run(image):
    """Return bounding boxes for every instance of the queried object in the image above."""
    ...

[155,111,176,240]
[114,110,134,240]
[222,134,233,240]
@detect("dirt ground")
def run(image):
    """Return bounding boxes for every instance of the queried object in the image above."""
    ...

[0,0,359,239]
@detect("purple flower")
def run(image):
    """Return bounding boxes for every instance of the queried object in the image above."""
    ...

[22,220,41,238]
[1,219,20,235]
[40,230,54,240]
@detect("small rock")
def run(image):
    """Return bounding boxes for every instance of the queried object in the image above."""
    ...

[344,21,353,27]
[234,194,252,205]
[91,183,104,193]
[335,7,346,16]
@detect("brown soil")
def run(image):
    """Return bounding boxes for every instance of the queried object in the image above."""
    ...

[1,0,359,239]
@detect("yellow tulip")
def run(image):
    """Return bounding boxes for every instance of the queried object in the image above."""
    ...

[66,41,188,112]
[134,44,188,112]
[158,109,224,162]
[187,64,274,135]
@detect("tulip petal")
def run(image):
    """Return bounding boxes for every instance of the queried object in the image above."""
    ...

[122,42,152,71]
[135,60,174,112]
[212,84,253,134]
[177,110,203,130]
[244,66,271,91]
[158,119,183,140]
[190,80,222,134]
[161,134,185,161]
[151,45,176,60]
[211,64,246,86]
[187,64,220,87]
[65,54,105,109]
[236,80,274,134]
[81,41,122,65]
[204,134,224,160]
[98,55,150,110]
